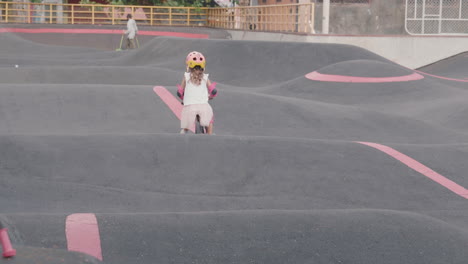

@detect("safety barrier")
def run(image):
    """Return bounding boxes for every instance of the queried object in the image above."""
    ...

[0,1,314,33]
[406,0,468,35]
[0,2,208,26]
[207,4,315,33]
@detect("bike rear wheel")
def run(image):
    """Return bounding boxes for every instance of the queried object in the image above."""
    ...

[195,115,206,134]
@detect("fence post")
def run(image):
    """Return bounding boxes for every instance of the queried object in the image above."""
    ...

[169,7,172,26]
[5,2,8,23]
[150,6,153,26]
[187,8,190,25]
[322,0,329,34]
[310,3,315,33]
[438,0,442,34]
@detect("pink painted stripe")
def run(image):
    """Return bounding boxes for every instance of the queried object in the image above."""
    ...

[0,28,209,38]
[305,71,424,83]
[153,86,195,132]
[66,213,103,261]
[415,70,468,83]
[357,141,468,199]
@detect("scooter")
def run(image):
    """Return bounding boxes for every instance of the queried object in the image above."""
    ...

[116,33,140,51]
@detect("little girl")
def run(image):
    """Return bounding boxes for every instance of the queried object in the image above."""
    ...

[178,51,217,134]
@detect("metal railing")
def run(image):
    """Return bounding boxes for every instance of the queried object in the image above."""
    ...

[406,0,468,35]
[208,4,315,33]
[2,1,467,36]
[0,2,208,26]
[0,1,315,33]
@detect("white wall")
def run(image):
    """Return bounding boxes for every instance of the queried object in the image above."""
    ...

[228,30,468,69]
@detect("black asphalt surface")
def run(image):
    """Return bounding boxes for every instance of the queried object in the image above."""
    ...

[0,24,468,264]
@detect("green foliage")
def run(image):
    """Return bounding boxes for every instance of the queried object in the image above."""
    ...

[163,0,181,6]
[150,0,164,5]
[79,0,104,5]
[110,0,125,5]
[160,0,208,7]
[124,0,140,5]
[76,0,209,8]
[79,0,104,11]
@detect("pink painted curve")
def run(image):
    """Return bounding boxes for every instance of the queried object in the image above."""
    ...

[305,71,424,83]
[0,28,209,38]
[415,70,468,83]
[357,141,468,199]
[153,86,195,133]
[66,213,103,261]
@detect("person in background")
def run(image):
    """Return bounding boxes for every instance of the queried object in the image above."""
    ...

[123,14,138,49]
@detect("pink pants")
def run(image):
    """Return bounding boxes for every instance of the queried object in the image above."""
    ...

[181,103,213,129]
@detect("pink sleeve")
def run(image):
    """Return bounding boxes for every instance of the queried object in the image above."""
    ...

[207,82,218,99]
[176,84,184,100]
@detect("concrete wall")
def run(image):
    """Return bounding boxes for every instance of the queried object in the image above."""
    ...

[254,0,406,35]
[314,0,406,35]
[227,30,468,69]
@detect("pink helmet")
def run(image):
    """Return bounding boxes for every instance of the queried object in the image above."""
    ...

[186,51,206,69]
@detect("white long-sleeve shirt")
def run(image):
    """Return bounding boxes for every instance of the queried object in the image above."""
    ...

[125,18,138,39]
